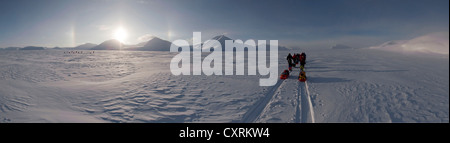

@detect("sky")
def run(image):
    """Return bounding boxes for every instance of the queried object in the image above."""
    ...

[0,0,448,48]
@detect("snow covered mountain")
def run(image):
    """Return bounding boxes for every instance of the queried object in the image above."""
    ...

[3,47,20,50]
[91,39,122,50]
[195,35,288,51]
[192,35,231,51]
[75,43,98,50]
[370,32,449,56]
[135,41,148,47]
[135,37,172,51]
[20,46,45,50]
[212,35,232,44]
[212,35,233,49]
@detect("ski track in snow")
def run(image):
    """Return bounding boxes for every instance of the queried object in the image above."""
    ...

[241,79,285,123]
[303,81,315,123]
[254,67,316,123]
[295,81,302,123]
[254,66,316,123]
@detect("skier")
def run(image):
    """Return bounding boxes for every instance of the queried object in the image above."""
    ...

[287,53,294,71]
[300,52,306,62]
[299,52,306,70]
[292,54,298,67]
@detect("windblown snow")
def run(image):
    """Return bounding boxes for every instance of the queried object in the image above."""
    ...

[0,44,448,122]
[370,32,449,57]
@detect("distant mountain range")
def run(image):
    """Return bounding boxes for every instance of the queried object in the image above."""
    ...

[194,35,289,51]
[0,46,45,50]
[1,35,289,51]
[91,39,122,50]
[127,37,172,51]
[2,47,21,50]
[370,32,449,56]
[75,43,98,50]
[21,46,45,50]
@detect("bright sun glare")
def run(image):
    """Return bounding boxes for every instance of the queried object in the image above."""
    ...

[113,27,128,43]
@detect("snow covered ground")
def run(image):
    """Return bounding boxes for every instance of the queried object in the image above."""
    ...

[0,48,448,123]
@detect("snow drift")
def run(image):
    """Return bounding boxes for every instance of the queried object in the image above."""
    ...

[370,32,449,56]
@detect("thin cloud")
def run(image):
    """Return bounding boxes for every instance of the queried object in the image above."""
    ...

[97,25,112,31]
[136,0,149,4]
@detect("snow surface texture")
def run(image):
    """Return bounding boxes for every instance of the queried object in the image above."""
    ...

[0,47,448,123]
[370,32,449,57]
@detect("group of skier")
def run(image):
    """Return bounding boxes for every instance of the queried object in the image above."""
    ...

[64,51,95,54]
[280,52,307,82]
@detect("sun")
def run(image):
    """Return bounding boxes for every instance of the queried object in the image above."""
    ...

[113,27,128,43]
